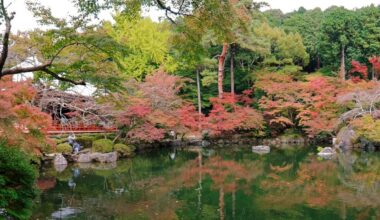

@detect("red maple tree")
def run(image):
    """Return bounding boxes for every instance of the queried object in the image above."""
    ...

[349,60,368,83]
[0,77,52,154]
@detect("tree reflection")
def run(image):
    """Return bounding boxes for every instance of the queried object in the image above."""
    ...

[180,148,260,220]
[33,148,380,219]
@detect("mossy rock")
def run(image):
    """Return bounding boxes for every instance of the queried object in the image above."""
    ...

[114,143,135,157]
[56,143,72,154]
[92,139,113,153]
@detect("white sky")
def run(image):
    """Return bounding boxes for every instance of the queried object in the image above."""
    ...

[9,0,379,32]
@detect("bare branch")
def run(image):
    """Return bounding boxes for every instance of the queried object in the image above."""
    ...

[0,0,15,71]
[154,0,192,23]
[1,63,51,76]
[42,68,86,85]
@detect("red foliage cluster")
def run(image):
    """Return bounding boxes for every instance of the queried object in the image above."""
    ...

[256,73,342,137]
[0,77,52,154]
[297,77,342,137]
[349,60,368,83]
[206,92,263,135]
[112,71,265,142]
[113,71,204,142]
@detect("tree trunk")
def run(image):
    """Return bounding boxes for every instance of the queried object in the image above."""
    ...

[317,54,321,70]
[219,187,225,220]
[196,68,202,114]
[372,65,375,81]
[218,43,228,98]
[339,45,346,80]
[230,44,235,96]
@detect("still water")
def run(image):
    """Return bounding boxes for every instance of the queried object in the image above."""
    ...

[32,146,380,219]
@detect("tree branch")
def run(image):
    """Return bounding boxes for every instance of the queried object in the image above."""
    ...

[0,0,14,71]
[42,68,86,85]
[1,63,51,76]
[1,63,86,85]
[154,0,192,23]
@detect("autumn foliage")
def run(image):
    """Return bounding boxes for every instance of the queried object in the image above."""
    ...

[0,77,52,154]
[206,91,263,135]
[109,71,265,142]
[256,73,343,137]
[349,60,368,82]
[111,71,203,142]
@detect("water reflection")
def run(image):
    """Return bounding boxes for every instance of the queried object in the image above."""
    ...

[33,146,380,219]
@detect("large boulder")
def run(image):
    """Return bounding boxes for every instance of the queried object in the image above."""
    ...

[93,152,118,163]
[336,126,356,149]
[53,154,68,172]
[76,153,92,163]
[53,153,67,165]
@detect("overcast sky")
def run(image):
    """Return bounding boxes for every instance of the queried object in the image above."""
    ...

[9,0,380,32]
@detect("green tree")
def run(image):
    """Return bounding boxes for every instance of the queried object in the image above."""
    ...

[0,0,124,90]
[253,22,309,73]
[283,8,323,71]
[104,14,177,80]
[320,7,358,79]
[0,142,38,220]
[354,5,380,63]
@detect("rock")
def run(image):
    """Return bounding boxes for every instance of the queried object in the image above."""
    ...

[336,126,356,149]
[252,145,270,155]
[73,151,118,163]
[76,153,92,163]
[317,147,336,156]
[92,152,118,163]
[53,153,67,165]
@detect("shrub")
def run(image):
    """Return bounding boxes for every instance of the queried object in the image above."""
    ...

[53,138,67,145]
[114,143,136,157]
[92,139,113,153]
[0,142,38,219]
[351,115,380,143]
[76,135,97,148]
[56,143,72,153]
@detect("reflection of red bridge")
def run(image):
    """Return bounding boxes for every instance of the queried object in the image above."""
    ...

[45,123,118,135]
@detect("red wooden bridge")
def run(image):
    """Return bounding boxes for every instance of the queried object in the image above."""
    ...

[44,123,118,135]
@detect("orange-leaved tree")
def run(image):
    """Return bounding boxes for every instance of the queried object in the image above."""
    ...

[0,77,53,154]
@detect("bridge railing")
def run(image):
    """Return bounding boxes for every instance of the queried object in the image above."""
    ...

[44,122,118,134]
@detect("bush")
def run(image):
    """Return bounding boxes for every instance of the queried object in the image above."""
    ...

[76,135,97,148]
[0,142,38,220]
[53,138,67,145]
[351,115,380,143]
[92,139,113,153]
[56,143,72,153]
[114,143,136,157]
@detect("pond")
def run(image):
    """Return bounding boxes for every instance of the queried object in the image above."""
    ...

[32,145,380,220]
